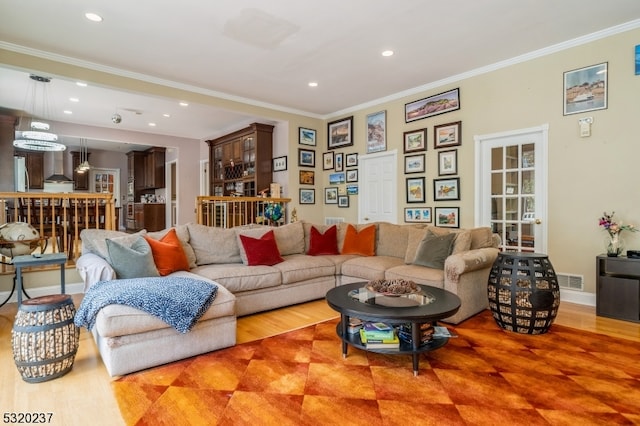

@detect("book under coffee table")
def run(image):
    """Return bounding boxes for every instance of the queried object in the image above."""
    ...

[325,282,461,376]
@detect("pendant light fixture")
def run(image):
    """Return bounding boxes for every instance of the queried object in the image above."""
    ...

[75,138,91,173]
[13,74,66,151]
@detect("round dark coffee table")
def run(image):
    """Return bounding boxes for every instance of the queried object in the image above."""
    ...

[326,283,461,375]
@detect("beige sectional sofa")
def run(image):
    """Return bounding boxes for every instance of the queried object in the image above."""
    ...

[76,220,499,376]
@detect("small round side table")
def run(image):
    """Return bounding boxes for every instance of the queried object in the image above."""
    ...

[487,252,560,334]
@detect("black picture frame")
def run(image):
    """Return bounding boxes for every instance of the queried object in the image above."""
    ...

[327,116,354,150]
[406,177,425,203]
[435,207,460,228]
[299,127,317,146]
[433,177,460,201]
[272,156,287,172]
[298,148,315,167]
[299,188,315,204]
[338,195,349,208]
[405,88,460,122]
[325,187,338,204]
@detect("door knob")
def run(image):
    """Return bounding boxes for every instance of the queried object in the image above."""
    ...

[364,217,369,221]
[535,219,542,224]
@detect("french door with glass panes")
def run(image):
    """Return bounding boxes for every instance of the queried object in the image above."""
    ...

[475,125,548,253]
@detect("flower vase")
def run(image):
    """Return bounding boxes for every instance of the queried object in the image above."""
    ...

[605,233,624,257]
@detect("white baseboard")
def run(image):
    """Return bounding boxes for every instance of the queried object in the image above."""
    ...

[0,282,84,305]
[560,288,596,307]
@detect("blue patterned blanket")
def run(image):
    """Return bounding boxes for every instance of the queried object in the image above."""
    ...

[74,276,218,333]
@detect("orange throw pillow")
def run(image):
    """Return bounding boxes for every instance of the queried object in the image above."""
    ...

[341,224,376,256]
[144,228,190,276]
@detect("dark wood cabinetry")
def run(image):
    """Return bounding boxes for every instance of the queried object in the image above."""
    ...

[144,147,166,189]
[14,150,44,189]
[70,151,91,190]
[596,255,640,323]
[207,123,274,197]
[127,151,147,191]
[127,147,165,200]
[129,203,165,232]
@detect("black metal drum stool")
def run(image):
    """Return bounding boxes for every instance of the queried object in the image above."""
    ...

[487,252,560,334]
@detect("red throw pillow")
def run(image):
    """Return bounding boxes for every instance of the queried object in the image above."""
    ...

[144,228,190,276]
[307,225,339,255]
[341,224,376,256]
[239,230,284,266]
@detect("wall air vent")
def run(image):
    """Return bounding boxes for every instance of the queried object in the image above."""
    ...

[557,273,584,291]
[325,217,345,225]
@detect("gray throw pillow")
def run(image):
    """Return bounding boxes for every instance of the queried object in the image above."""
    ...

[413,229,456,269]
[106,236,160,279]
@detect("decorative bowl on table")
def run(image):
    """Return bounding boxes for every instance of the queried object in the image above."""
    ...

[0,222,41,257]
[366,279,420,296]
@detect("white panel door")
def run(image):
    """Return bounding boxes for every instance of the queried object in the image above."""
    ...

[358,150,397,224]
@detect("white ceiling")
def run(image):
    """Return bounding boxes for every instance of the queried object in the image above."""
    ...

[1,0,640,151]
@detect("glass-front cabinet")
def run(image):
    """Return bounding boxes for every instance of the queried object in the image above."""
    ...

[207,123,274,197]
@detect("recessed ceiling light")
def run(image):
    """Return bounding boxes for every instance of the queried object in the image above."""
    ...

[163,113,171,118]
[148,122,156,127]
[179,102,189,107]
[308,82,318,87]
[76,82,87,87]
[69,97,79,102]
[63,110,73,115]
[85,12,103,22]
[381,50,394,57]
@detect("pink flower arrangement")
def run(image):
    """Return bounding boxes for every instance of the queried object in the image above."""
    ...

[599,211,638,236]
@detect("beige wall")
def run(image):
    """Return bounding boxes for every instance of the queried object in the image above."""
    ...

[313,27,640,295]
[2,26,639,297]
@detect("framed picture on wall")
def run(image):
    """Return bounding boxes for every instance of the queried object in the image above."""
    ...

[438,150,458,175]
[434,177,460,201]
[325,187,338,204]
[406,177,425,203]
[327,116,353,149]
[433,121,461,149]
[563,62,608,115]
[335,152,344,171]
[338,195,349,208]
[299,170,315,185]
[299,127,317,146]
[404,154,425,174]
[403,129,427,153]
[366,110,386,153]
[346,169,358,182]
[300,188,315,204]
[272,156,287,172]
[404,207,432,223]
[405,88,460,122]
[298,149,315,167]
[323,152,334,170]
[435,207,460,228]
[346,153,358,167]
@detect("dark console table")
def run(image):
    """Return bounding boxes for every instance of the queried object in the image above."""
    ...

[596,255,640,323]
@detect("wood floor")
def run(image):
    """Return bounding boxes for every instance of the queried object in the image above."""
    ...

[0,297,638,426]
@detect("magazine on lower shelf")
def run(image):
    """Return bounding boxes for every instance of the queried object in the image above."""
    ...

[359,329,400,349]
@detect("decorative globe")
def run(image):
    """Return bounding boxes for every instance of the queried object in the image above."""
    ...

[0,222,41,257]
[264,203,283,223]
